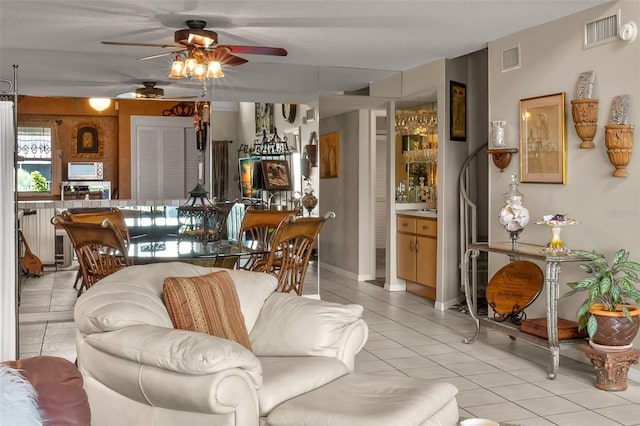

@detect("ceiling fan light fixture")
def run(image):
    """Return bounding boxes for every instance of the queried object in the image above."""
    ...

[193,62,207,80]
[169,55,185,79]
[207,61,224,79]
[89,97,111,112]
[187,31,217,48]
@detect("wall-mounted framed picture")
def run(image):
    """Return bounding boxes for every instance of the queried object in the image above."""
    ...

[319,131,339,178]
[255,103,274,137]
[450,81,467,141]
[519,92,566,184]
[239,157,263,198]
[261,159,292,191]
[77,126,99,153]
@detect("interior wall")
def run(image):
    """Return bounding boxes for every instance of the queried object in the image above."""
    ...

[319,110,361,279]
[488,1,640,368]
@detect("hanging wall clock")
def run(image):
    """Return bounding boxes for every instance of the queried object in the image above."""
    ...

[282,103,297,124]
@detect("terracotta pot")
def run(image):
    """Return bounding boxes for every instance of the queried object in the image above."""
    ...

[588,304,640,346]
[570,98,599,149]
[604,124,634,177]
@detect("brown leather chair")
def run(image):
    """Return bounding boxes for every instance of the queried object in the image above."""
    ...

[51,214,132,295]
[236,208,296,270]
[253,211,335,295]
[1,356,91,426]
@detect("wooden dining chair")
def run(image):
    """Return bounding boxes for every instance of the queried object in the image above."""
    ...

[253,211,335,295]
[60,207,131,290]
[51,214,132,296]
[235,208,297,270]
[62,207,131,246]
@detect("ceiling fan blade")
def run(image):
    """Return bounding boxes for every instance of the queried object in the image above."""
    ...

[214,48,249,66]
[102,41,183,49]
[218,45,288,56]
[137,49,186,61]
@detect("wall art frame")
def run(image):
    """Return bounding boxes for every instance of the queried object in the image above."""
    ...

[319,131,340,178]
[255,103,274,137]
[77,126,99,154]
[239,156,263,198]
[261,159,292,191]
[450,81,467,141]
[519,92,567,184]
[72,122,104,158]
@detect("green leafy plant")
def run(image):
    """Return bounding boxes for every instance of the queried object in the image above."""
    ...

[564,249,640,338]
[30,170,48,192]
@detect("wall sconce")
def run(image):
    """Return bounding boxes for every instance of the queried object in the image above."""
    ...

[488,121,518,171]
[89,98,111,112]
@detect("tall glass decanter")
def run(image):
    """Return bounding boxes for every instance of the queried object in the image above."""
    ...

[498,174,530,250]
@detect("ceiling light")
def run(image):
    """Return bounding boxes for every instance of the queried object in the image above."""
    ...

[169,48,224,81]
[89,98,111,112]
[207,61,224,79]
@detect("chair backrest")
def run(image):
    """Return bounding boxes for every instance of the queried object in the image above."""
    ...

[61,207,131,247]
[261,211,335,295]
[51,214,132,292]
[214,201,239,240]
[237,208,297,250]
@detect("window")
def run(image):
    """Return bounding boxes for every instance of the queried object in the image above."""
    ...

[17,126,53,193]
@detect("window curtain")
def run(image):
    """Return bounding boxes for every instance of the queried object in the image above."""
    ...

[211,140,229,201]
[0,101,17,360]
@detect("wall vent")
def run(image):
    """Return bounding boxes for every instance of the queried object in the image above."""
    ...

[584,10,619,49]
[501,45,520,72]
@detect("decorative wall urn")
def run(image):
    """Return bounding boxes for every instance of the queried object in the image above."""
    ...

[604,124,634,177]
[570,98,599,149]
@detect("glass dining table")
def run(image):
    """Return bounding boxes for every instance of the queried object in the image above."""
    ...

[120,206,266,268]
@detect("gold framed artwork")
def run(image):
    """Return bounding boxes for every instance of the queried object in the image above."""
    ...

[319,131,339,178]
[519,92,566,184]
[72,122,103,158]
[77,126,98,153]
[450,81,467,141]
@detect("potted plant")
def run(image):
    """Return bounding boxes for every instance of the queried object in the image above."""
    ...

[564,248,640,347]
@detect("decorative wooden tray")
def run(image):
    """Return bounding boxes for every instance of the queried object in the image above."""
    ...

[486,260,544,315]
[521,317,587,340]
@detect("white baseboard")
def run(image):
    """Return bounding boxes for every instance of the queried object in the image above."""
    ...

[319,263,364,281]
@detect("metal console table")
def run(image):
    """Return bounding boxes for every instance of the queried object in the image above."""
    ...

[462,242,588,379]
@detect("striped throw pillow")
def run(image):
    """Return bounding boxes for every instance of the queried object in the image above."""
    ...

[163,270,252,351]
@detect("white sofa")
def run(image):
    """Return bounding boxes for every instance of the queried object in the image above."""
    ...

[74,262,458,426]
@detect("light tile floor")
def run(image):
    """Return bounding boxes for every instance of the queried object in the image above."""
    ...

[18,264,640,426]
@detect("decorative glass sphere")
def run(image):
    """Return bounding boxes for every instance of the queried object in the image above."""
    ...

[301,180,318,216]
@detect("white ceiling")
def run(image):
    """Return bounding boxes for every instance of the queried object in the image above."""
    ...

[0,0,606,106]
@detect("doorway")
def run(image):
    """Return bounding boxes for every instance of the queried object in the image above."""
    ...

[373,111,387,281]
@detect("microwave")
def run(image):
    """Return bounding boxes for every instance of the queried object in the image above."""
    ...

[67,162,104,180]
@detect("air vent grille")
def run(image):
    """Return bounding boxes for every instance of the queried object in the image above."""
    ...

[584,12,619,49]
[501,45,520,72]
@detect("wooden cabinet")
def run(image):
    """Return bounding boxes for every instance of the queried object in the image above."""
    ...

[397,215,437,300]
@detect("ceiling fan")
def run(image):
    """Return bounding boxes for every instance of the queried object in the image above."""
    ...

[134,81,164,98]
[101,19,287,69]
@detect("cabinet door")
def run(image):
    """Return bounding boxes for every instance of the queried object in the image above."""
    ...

[397,233,416,282]
[415,235,437,288]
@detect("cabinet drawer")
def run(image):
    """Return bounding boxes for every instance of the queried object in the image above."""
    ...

[397,216,416,233]
[416,218,437,237]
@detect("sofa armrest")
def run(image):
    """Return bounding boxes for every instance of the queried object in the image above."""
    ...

[83,324,262,387]
[77,336,260,422]
[249,293,368,367]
